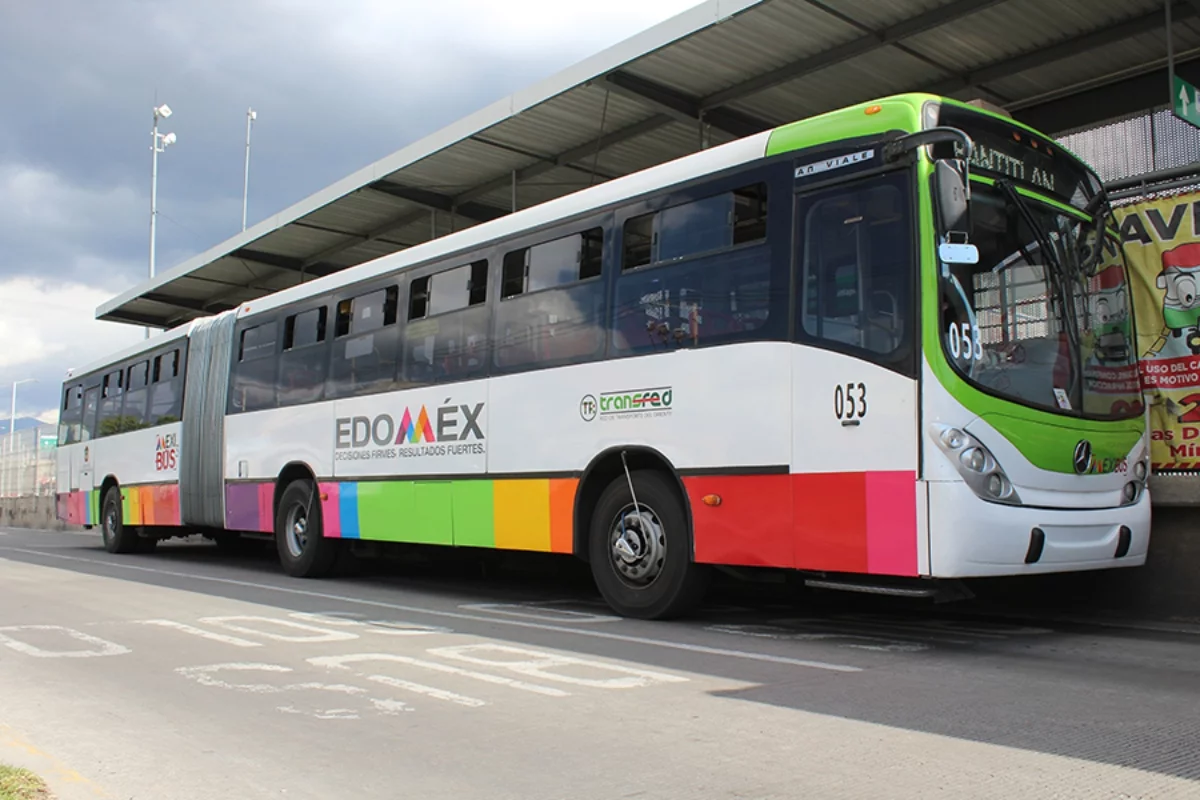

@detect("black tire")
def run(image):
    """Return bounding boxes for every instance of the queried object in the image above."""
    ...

[588,470,707,620]
[100,487,139,554]
[275,479,339,578]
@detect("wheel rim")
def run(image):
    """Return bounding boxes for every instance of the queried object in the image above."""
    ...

[103,503,117,546]
[285,503,308,558]
[607,503,666,588]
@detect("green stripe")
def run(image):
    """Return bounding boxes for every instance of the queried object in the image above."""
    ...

[452,480,494,548]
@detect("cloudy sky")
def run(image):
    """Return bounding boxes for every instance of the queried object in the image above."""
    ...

[0,0,700,423]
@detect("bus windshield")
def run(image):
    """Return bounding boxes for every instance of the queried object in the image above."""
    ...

[938,182,1142,420]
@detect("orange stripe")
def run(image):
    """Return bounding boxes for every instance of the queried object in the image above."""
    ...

[548,478,577,554]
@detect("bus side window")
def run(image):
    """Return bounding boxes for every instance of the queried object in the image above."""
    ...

[58,384,83,445]
[230,322,279,413]
[798,174,912,361]
[123,361,151,432]
[403,261,489,387]
[329,287,400,398]
[279,306,329,407]
[98,370,125,437]
[150,349,184,425]
[80,386,100,443]
[613,183,775,353]
[494,227,605,373]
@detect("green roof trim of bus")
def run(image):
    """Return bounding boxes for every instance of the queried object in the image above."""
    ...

[917,163,1143,474]
[765,95,925,158]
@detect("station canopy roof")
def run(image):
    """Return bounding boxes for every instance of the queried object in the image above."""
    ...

[99,0,1200,329]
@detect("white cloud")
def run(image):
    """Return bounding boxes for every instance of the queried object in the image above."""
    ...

[0,275,143,376]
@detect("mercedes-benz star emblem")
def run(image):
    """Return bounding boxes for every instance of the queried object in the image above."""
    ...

[1073,439,1093,474]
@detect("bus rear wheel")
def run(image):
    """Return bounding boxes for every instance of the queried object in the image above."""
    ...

[588,470,707,620]
[275,479,338,578]
[100,487,140,555]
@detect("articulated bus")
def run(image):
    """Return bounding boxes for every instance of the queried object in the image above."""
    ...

[57,94,1151,619]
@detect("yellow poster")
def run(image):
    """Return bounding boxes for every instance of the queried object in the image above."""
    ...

[1115,189,1200,470]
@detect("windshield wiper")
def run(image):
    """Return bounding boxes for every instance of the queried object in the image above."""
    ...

[995,178,1083,405]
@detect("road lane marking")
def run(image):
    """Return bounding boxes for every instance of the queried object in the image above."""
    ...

[310,653,569,697]
[430,644,689,688]
[175,662,411,719]
[136,619,261,647]
[199,615,360,643]
[0,625,130,658]
[288,611,451,635]
[362,673,487,708]
[0,548,863,673]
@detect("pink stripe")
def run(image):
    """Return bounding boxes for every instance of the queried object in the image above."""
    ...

[320,483,341,538]
[865,471,918,576]
[257,483,274,533]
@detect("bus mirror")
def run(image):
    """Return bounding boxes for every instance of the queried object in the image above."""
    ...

[936,159,970,235]
[939,242,979,265]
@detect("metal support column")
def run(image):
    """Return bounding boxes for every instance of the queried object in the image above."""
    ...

[1167,0,1176,102]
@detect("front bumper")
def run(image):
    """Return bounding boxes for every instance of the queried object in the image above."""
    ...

[927,479,1150,577]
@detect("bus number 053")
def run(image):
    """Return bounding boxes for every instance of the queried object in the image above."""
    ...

[834,383,867,420]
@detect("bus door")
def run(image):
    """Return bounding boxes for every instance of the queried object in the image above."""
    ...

[789,169,923,576]
[76,385,100,495]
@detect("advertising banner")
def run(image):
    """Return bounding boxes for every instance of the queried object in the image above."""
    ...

[1116,189,1200,470]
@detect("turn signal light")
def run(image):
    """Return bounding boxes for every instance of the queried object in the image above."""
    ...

[865,104,882,115]
[702,494,722,507]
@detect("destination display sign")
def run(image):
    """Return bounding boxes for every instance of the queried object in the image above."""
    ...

[934,105,1102,212]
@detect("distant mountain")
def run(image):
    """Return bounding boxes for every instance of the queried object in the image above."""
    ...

[0,417,48,435]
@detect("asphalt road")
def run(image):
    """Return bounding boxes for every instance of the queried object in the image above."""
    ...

[1,527,1198,800]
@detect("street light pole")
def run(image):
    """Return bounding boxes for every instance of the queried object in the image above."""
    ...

[242,107,257,231]
[148,103,176,339]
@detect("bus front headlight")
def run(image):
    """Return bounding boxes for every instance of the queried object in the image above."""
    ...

[932,425,1022,505]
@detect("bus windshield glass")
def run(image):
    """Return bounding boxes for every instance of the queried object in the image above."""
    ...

[938,183,1142,420]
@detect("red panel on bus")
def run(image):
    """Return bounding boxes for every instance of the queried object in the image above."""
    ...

[793,472,869,573]
[686,474,793,568]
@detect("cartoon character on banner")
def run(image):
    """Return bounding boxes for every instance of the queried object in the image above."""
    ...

[1147,242,1200,357]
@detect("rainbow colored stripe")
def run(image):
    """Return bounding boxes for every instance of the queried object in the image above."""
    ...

[226,478,578,553]
[57,470,920,581]
[57,485,181,528]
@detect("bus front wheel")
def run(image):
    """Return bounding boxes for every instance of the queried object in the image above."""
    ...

[588,470,707,620]
[275,480,338,578]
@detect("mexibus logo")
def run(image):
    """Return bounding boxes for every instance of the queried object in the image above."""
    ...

[155,433,178,471]
[335,402,485,450]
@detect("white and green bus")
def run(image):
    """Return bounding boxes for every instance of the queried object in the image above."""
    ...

[57,93,1150,619]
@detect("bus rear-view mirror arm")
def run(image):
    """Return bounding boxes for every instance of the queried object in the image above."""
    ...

[884,127,979,265]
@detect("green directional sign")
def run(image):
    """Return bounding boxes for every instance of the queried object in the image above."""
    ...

[1173,75,1200,130]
